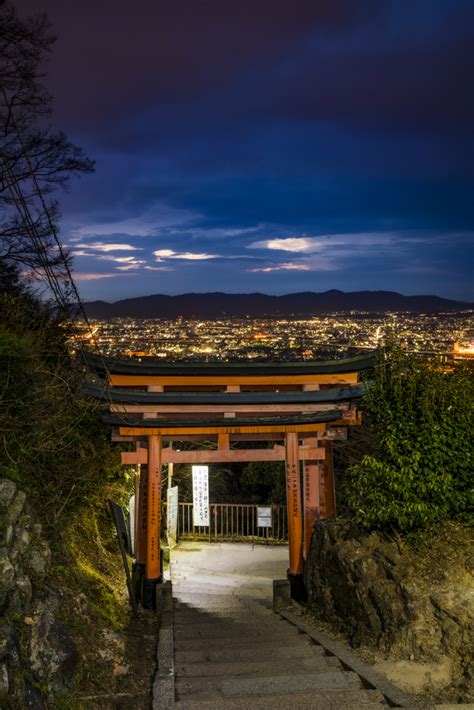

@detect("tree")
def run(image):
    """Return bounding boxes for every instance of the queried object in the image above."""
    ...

[345,348,473,532]
[0,1,93,283]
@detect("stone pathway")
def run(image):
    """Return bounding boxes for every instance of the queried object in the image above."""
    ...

[167,542,390,709]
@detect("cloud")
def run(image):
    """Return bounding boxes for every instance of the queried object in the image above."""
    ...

[69,202,201,240]
[73,272,119,281]
[248,262,311,272]
[144,265,174,271]
[75,242,141,252]
[248,233,395,253]
[153,249,218,261]
[98,255,146,267]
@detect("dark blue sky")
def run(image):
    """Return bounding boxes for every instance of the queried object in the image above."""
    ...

[18,0,474,301]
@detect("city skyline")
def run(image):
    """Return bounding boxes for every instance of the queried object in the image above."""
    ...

[15,1,474,301]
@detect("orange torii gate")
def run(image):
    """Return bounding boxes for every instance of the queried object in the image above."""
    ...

[83,352,374,606]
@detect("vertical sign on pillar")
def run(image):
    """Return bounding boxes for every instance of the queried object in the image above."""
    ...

[146,435,162,582]
[192,465,209,527]
[136,464,148,566]
[323,440,336,518]
[285,432,303,576]
[303,437,321,559]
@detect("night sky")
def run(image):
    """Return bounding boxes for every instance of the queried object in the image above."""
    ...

[16,1,474,301]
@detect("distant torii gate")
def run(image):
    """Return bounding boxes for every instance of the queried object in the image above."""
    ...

[83,352,373,605]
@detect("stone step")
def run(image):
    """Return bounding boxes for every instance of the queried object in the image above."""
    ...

[174,633,314,652]
[174,596,267,606]
[174,621,300,640]
[175,688,388,709]
[173,603,269,615]
[175,642,326,664]
[177,670,362,698]
[176,654,342,678]
[174,612,273,625]
[174,608,274,622]
[174,588,274,599]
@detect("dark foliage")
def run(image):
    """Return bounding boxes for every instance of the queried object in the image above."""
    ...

[343,348,473,532]
[0,267,125,526]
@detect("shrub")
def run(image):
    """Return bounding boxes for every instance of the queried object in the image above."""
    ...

[346,348,473,532]
[0,271,126,526]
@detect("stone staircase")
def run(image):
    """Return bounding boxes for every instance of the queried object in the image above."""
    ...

[170,555,390,709]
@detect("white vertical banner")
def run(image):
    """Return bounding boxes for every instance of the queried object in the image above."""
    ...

[192,465,209,526]
[167,486,179,548]
[129,494,136,555]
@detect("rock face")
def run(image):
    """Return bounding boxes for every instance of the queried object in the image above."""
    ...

[0,478,77,708]
[304,518,473,699]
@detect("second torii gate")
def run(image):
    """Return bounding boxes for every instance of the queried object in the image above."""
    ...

[83,352,373,605]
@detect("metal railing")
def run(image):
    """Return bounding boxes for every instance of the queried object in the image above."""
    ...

[178,503,288,543]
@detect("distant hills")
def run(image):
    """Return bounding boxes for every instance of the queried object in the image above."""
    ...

[83,290,472,319]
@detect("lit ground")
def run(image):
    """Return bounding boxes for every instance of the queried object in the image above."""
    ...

[168,541,289,599]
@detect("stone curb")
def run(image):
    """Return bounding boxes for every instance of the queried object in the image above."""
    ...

[278,605,424,709]
[153,581,175,709]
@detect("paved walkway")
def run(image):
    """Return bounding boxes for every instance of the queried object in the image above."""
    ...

[168,542,389,708]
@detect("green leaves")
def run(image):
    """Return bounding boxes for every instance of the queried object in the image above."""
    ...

[346,348,473,532]
[0,280,126,527]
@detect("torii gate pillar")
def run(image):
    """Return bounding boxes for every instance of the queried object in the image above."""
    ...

[142,434,162,607]
[285,432,306,600]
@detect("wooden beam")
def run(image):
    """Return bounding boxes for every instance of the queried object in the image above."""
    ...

[136,465,147,566]
[286,432,304,576]
[303,437,321,560]
[110,402,349,415]
[109,373,358,387]
[321,441,336,520]
[146,435,162,582]
[218,433,230,450]
[118,418,356,436]
[111,427,348,443]
[121,445,325,465]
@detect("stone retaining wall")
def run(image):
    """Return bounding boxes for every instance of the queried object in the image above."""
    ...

[0,478,77,708]
[304,518,473,699]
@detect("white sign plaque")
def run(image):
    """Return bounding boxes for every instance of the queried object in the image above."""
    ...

[167,486,179,548]
[128,494,136,555]
[192,466,209,526]
[257,506,272,528]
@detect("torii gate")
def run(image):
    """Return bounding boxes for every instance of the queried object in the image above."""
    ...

[83,352,373,606]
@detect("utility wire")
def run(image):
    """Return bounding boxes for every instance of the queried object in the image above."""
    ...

[0,90,114,411]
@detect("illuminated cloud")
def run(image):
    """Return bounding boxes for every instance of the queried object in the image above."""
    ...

[248,233,394,253]
[99,255,146,267]
[75,242,142,252]
[248,262,311,272]
[74,272,119,281]
[153,249,218,260]
[154,249,176,258]
[144,265,174,271]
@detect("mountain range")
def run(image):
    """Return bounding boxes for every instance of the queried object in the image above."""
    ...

[83,290,472,319]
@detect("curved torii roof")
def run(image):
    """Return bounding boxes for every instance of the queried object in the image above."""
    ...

[83,381,368,405]
[81,351,377,377]
[103,409,346,430]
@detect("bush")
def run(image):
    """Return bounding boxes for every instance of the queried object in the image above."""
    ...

[0,269,126,526]
[346,348,473,532]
